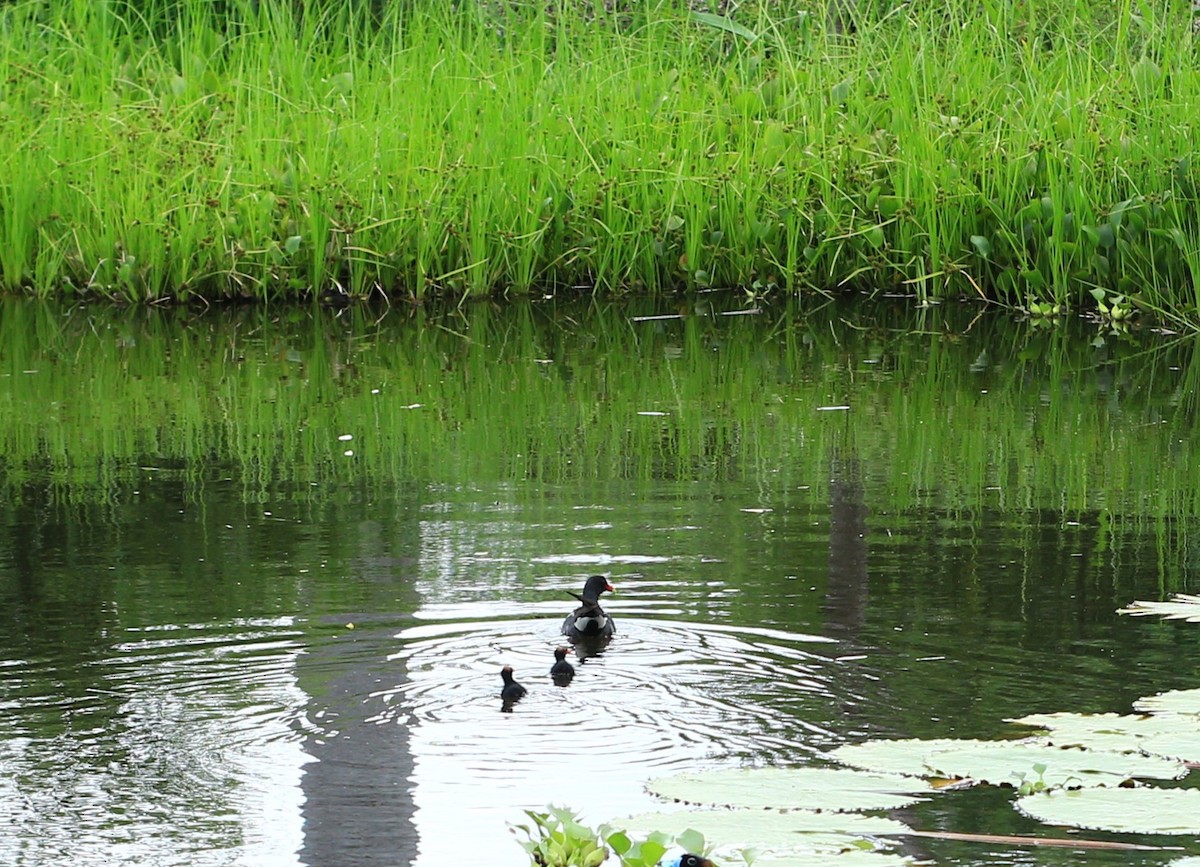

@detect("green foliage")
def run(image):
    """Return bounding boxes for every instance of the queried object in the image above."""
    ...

[0,0,1197,320]
[513,807,609,867]
[511,806,717,867]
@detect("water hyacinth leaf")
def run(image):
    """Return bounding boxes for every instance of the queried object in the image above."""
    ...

[665,214,685,232]
[830,738,1186,787]
[1132,688,1200,716]
[617,809,909,855]
[675,828,706,855]
[1118,594,1200,622]
[1015,788,1200,835]
[830,79,853,105]
[969,235,991,259]
[645,767,933,812]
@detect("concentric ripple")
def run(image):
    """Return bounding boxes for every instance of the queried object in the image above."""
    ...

[379,605,859,867]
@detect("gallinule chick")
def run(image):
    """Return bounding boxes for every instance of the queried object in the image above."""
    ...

[661,856,715,867]
[500,665,527,702]
[561,574,615,639]
[550,646,575,685]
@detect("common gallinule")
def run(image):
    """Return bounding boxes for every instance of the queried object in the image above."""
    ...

[561,574,615,639]
[500,665,527,702]
[661,855,715,867]
[550,646,575,684]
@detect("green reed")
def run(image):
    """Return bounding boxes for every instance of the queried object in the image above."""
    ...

[0,0,1198,320]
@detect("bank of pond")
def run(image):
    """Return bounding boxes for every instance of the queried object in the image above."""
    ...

[0,0,1198,326]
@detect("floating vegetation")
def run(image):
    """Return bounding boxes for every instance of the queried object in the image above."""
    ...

[1015,788,1200,835]
[616,808,911,860]
[644,767,933,812]
[1132,688,1200,717]
[1007,711,1200,761]
[827,738,1187,789]
[1118,595,1200,622]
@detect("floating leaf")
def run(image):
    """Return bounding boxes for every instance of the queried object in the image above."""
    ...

[1006,711,1199,756]
[645,767,932,812]
[1132,688,1200,716]
[831,738,1040,778]
[969,235,991,258]
[830,738,1186,788]
[750,851,920,867]
[1016,788,1200,835]
[616,809,908,856]
[1118,594,1200,622]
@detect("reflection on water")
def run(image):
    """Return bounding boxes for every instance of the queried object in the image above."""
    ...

[2,300,1200,867]
[0,620,308,867]
[363,600,840,866]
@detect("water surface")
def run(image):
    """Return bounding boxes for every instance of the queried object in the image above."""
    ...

[1,298,1198,866]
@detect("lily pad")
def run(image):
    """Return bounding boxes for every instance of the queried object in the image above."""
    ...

[752,852,921,867]
[1132,688,1200,716]
[829,738,1186,788]
[616,809,909,856]
[1007,711,1200,758]
[1016,788,1200,834]
[1117,594,1200,622]
[828,738,1035,778]
[645,767,933,812]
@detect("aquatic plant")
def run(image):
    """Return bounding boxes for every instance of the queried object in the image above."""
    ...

[0,0,1198,322]
[511,806,716,867]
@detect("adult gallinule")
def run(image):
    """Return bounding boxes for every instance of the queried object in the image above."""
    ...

[550,646,575,684]
[560,574,615,639]
[500,665,527,702]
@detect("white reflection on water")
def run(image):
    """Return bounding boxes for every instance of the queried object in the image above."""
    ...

[381,612,840,867]
[0,620,309,867]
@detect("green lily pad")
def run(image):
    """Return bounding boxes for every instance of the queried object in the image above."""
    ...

[1132,688,1200,716]
[1007,711,1200,757]
[616,809,909,855]
[1117,594,1200,622]
[1016,788,1200,834]
[753,852,921,867]
[829,738,1031,778]
[645,767,933,812]
[829,738,1186,788]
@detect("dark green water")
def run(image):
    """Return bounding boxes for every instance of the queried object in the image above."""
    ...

[1,298,1198,866]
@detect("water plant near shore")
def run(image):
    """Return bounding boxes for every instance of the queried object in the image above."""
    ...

[2,0,1199,320]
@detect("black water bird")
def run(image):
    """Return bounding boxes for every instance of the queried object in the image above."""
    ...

[661,855,715,867]
[500,665,527,703]
[550,646,575,685]
[561,575,615,640]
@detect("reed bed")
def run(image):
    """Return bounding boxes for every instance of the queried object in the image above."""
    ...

[1,0,1198,322]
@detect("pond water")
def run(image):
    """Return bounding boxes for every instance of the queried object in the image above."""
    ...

[1,297,1198,867]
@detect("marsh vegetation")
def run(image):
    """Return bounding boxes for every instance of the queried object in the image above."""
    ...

[1,0,1198,325]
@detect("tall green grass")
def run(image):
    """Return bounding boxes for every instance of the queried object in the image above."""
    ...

[0,0,1198,322]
